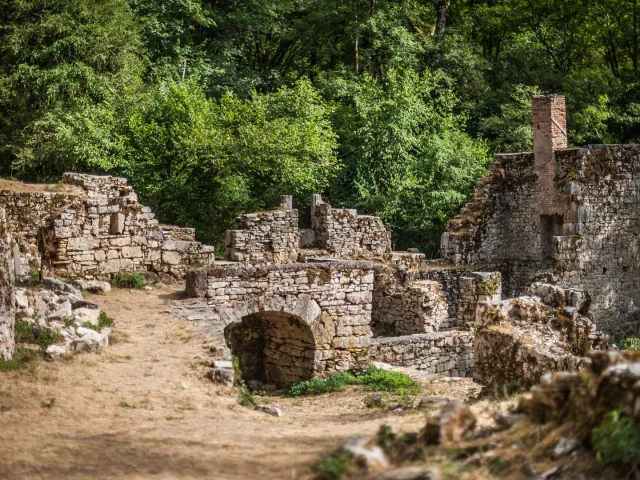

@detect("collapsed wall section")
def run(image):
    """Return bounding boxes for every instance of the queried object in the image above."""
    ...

[37,173,216,278]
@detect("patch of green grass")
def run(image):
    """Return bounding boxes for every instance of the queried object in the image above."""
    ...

[592,410,640,466]
[358,364,420,394]
[311,450,353,480]
[289,371,359,396]
[119,401,137,408]
[289,365,420,397]
[15,318,63,351]
[111,272,146,289]
[618,337,640,350]
[82,312,115,332]
[0,348,39,370]
[41,398,56,409]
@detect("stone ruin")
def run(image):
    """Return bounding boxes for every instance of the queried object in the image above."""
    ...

[186,94,640,390]
[0,173,216,361]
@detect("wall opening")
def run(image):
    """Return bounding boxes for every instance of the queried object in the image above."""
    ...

[540,214,563,258]
[224,311,316,387]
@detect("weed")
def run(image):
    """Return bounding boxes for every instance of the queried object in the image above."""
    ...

[231,355,256,408]
[40,398,56,409]
[488,456,509,476]
[364,392,391,409]
[63,316,75,328]
[111,272,146,289]
[592,410,640,466]
[311,450,353,480]
[37,329,64,351]
[618,337,640,350]
[119,401,137,408]
[82,312,115,332]
[14,318,36,343]
[22,267,40,289]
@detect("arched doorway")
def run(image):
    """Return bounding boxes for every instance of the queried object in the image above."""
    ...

[224,311,316,388]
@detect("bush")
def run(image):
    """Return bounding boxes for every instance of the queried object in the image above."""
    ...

[592,410,640,466]
[37,329,64,351]
[14,317,63,351]
[112,272,146,289]
[14,318,36,343]
[619,337,640,350]
[311,450,353,480]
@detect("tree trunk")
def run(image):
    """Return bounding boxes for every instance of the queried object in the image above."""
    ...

[354,13,359,73]
[435,0,450,44]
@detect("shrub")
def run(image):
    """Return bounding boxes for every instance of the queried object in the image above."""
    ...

[83,312,115,332]
[619,337,640,350]
[592,410,640,466]
[231,355,256,408]
[37,329,64,351]
[311,450,353,480]
[14,318,36,343]
[111,272,146,289]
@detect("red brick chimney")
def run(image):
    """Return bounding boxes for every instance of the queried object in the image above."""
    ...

[532,95,567,216]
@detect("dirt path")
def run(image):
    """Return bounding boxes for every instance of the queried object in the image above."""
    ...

[0,285,487,480]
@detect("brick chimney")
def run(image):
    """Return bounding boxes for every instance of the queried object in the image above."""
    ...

[532,95,567,216]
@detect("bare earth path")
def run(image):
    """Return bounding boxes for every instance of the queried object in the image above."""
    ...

[0,285,486,480]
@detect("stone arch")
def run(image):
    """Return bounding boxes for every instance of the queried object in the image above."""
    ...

[221,294,323,387]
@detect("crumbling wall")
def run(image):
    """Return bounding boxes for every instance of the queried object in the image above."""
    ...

[552,145,640,337]
[312,195,391,258]
[369,331,473,376]
[225,197,299,264]
[474,283,608,389]
[39,173,215,278]
[186,261,374,380]
[0,208,16,360]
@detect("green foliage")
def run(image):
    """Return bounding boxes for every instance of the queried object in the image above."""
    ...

[592,410,640,466]
[37,329,64,352]
[618,337,640,351]
[112,272,146,289]
[289,371,359,397]
[311,450,353,480]
[231,355,256,408]
[328,68,490,254]
[14,318,36,344]
[357,364,420,395]
[82,312,115,332]
[289,365,419,397]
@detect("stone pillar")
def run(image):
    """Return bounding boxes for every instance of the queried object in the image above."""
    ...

[457,271,502,329]
[280,195,293,210]
[532,94,568,216]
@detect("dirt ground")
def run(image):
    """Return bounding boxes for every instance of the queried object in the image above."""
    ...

[0,284,506,480]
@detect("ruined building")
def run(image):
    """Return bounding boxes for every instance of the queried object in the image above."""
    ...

[188,94,627,388]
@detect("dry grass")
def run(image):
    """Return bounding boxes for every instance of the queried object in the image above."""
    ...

[0,178,83,195]
[0,284,496,480]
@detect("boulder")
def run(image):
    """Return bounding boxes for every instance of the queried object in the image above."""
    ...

[73,308,100,326]
[74,327,109,353]
[73,280,111,294]
[45,344,70,359]
[424,400,476,447]
[255,405,283,417]
[207,367,234,387]
[340,436,389,472]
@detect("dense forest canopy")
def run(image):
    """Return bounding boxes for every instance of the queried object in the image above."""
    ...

[1,0,639,254]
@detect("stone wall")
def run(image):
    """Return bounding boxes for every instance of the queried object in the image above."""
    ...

[186,260,375,385]
[38,173,215,278]
[369,331,473,376]
[312,194,391,258]
[225,196,299,264]
[0,208,16,360]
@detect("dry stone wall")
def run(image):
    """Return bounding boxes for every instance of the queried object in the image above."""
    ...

[312,195,391,258]
[186,261,374,384]
[369,331,473,376]
[225,197,299,264]
[0,208,15,360]
[38,173,215,278]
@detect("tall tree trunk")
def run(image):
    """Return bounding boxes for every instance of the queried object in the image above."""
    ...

[435,0,450,43]
[354,12,359,73]
[634,0,638,77]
